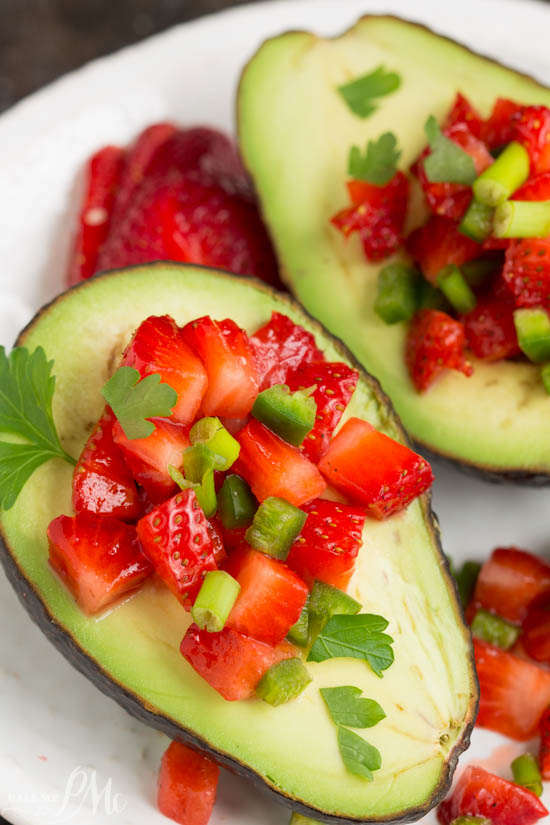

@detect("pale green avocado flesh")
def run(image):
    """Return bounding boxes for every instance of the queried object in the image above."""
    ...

[238,16,550,477]
[0,265,475,822]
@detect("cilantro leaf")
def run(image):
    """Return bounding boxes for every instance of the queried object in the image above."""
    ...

[307,614,394,677]
[337,726,381,781]
[338,66,400,118]
[320,686,386,729]
[423,115,477,185]
[348,133,401,185]
[0,346,76,510]
[102,366,178,440]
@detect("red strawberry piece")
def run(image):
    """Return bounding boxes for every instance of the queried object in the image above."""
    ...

[502,238,550,309]
[212,516,247,552]
[406,216,481,283]
[206,519,226,566]
[481,98,523,149]
[224,546,308,644]
[113,418,189,504]
[72,408,140,521]
[512,105,550,174]
[539,707,550,780]
[250,312,325,390]
[523,609,550,663]
[286,361,359,463]
[474,638,550,740]
[47,513,152,614]
[137,489,217,608]
[122,315,207,426]
[182,316,259,418]
[463,294,520,361]
[180,623,297,701]
[472,547,550,624]
[406,309,473,392]
[157,741,219,825]
[437,764,548,825]
[318,417,434,519]
[444,92,483,137]
[286,498,365,590]
[331,172,409,262]
[234,419,326,507]
[67,145,125,286]
[514,171,550,201]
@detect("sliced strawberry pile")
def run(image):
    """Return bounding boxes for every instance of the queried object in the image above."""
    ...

[406,309,473,392]
[502,239,550,309]
[250,312,325,390]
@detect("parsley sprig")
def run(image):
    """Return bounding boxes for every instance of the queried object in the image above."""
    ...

[338,66,400,119]
[102,366,177,440]
[308,613,394,677]
[321,686,386,782]
[348,133,401,186]
[423,115,477,185]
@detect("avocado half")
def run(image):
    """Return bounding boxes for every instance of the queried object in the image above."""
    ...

[0,264,476,823]
[238,15,550,483]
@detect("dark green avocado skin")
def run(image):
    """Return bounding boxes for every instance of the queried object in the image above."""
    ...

[0,263,477,824]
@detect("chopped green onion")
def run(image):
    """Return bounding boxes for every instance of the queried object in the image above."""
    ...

[287,601,310,647]
[459,198,494,242]
[418,280,449,312]
[218,474,257,529]
[473,142,530,207]
[514,308,550,363]
[245,497,307,560]
[307,580,362,648]
[189,417,240,470]
[449,818,491,825]
[252,384,317,447]
[256,658,312,706]
[437,265,477,314]
[462,256,502,288]
[494,200,550,238]
[183,442,226,483]
[471,608,520,650]
[191,571,241,633]
[168,464,217,518]
[541,363,550,395]
[454,561,481,608]
[511,753,543,797]
[374,264,420,324]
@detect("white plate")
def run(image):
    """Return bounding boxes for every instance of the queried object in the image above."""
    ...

[1,0,550,823]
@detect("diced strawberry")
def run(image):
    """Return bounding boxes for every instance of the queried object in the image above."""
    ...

[157,741,219,825]
[234,420,326,507]
[250,312,325,390]
[286,499,365,590]
[318,417,434,519]
[47,513,152,614]
[437,764,548,825]
[72,408,140,521]
[445,92,483,137]
[512,105,550,174]
[206,519,226,566]
[539,707,550,780]
[481,98,523,149]
[406,309,473,392]
[286,361,358,463]
[180,623,297,701]
[474,638,550,740]
[224,547,308,644]
[514,171,550,201]
[67,145,125,286]
[471,547,550,624]
[122,315,207,426]
[212,516,248,552]
[331,172,409,262]
[522,609,550,663]
[137,489,217,608]
[463,294,520,361]
[113,418,189,503]
[406,216,481,283]
[181,316,259,418]
[502,238,550,309]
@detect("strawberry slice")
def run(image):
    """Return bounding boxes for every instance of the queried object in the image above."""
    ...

[463,294,520,361]
[406,309,473,392]
[47,513,152,614]
[514,171,550,201]
[318,417,434,519]
[539,707,550,780]
[286,499,365,590]
[157,741,219,825]
[481,98,523,149]
[180,623,297,701]
[137,489,216,608]
[224,546,308,645]
[122,315,207,426]
[445,92,483,137]
[286,361,358,463]
[250,312,325,390]
[513,105,550,174]
[234,419,326,507]
[206,519,227,566]
[437,764,548,825]
[67,145,125,286]
[474,638,550,740]
[182,316,259,418]
[72,408,140,521]
[331,172,409,262]
[406,216,481,283]
[502,238,550,309]
[523,609,550,663]
[471,546,550,624]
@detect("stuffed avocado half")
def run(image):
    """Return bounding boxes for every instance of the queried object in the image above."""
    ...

[0,264,476,823]
[238,15,550,481]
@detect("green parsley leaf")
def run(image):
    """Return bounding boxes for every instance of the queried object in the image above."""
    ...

[320,686,386,729]
[337,726,381,781]
[0,346,76,510]
[338,66,400,118]
[102,366,178,440]
[423,115,477,185]
[307,614,394,677]
[348,133,401,185]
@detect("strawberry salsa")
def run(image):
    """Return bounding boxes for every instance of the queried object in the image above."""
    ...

[332,94,550,394]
